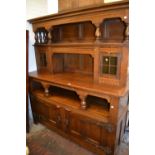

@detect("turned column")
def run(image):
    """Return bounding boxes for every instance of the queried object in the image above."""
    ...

[94,22,101,42]
[41,82,50,97]
[48,27,53,43]
[121,15,129,42]
[124,22,129,42]
[77,91,88,109]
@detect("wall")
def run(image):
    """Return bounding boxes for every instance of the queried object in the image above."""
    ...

[26,0,58,72]
[26,0,58,128]
[27,0,48,20]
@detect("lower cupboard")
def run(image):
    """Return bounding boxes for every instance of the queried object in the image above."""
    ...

[30,94,127,155]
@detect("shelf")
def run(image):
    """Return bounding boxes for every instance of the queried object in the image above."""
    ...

[29,71,128,97]
[31,87,110,123]
[34,42,128,47]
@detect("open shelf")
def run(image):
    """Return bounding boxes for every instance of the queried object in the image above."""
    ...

[34,18,125,45]
[31,83,110,122]
[52,53,93,76]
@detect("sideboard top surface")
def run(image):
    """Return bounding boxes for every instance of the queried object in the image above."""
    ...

[29,71,128,97]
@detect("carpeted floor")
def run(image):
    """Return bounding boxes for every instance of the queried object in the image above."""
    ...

[26,123,129,155]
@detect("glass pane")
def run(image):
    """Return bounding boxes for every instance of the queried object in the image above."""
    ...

[110,56,117,65]
[103,56,109,65]
[109,66,117,75]
[102,66,109,74]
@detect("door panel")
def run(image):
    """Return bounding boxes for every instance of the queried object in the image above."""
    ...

[30,95,49,120]
[49,104,60,127]
[68,112,111,150]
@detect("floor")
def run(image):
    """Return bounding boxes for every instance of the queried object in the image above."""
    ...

[27,123,129,155]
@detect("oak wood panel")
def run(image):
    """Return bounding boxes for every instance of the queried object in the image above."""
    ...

[30,95,49,121]
[68,112,111,149]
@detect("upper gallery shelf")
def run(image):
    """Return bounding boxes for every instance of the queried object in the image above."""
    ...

[28,1,129,45]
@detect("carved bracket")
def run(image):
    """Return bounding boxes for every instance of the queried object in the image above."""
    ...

[95,26,101,41]
[91,21,102,43]
[48,27,53,43]
[90,53,94,58]
[124,22,129,42]
[121,16,129,42]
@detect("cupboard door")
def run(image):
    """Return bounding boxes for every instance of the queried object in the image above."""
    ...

[30,96,49,120]
[68,113,85,138]
[49,104,60,128]
[49,105,70,131]
[68,112,112,152]
[54,106,71,132]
